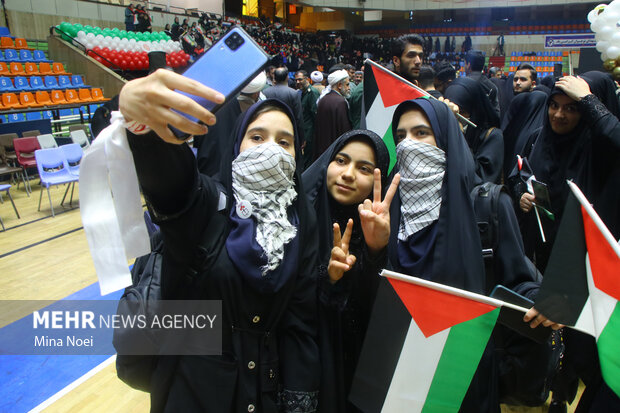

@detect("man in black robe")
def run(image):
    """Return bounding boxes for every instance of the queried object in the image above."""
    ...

[314,69,352,160]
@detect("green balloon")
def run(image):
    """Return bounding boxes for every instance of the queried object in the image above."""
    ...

[613,66,620,79]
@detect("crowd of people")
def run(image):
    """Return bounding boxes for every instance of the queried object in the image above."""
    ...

[93,23,619,413]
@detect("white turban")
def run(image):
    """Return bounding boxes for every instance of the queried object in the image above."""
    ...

[317,69,349,104]
[327,69,349,86]
[310,70,323,83]
[242,71,267,94]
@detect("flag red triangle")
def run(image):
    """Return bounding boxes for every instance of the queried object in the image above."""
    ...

[370,65,427,107]
[388,278,497,338]
[581,206,620,301]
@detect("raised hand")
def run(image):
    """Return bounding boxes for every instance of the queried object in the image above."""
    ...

[555,76,591,102]
[119,69,225,144]
[358,169,400,254]
[328,219,357,284]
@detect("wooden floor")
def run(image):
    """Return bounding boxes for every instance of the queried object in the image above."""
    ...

[0,178,585,413]
[1,180,149,412]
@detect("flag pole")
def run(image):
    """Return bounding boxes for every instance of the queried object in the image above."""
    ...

[364,59,477,128]
[381,269,530,313]
[567,180,620,259]
[382,269,592,334]
[534,205,547,243]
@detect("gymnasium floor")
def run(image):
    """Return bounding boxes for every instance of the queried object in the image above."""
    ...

[0,181,149,412]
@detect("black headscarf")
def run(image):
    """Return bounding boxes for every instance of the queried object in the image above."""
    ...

[501,89,548,176]
[302,129,390,261]
[388,98,485,293]
[444,77,500,147]
[527,76,620,238]
[219,98,314,293]
[580,71,620,118]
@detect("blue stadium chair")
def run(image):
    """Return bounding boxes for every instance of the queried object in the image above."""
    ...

[71,75,90,88]
[44,75,59,89]
[33,50,52,63]
[58,75,72,89]
[3,49,20,62]
[80,105,90,121]
[42,109,54,120]
[89,104,101,114]
[13,76,31,91]
[7,113,26,122]
[18,49,34,62]
[0,51,6,62]
[29,76,47,91]
[0,27,10,37]
[26,111,42,121]
[0,76,14,92]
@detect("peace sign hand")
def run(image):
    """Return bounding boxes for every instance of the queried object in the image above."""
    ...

[359,169,401,255]
[328,219,357,284]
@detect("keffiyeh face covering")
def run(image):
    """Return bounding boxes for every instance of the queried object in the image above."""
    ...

[396,138,446,241]
[232,142,298,274]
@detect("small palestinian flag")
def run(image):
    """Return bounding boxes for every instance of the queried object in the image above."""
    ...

[535,181,620,398]
[362,59,429,172]
[349,271,500,412]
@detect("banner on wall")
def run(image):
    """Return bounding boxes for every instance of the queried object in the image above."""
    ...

[544,35,596,48]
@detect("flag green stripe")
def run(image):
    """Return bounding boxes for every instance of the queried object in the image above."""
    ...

[381,124,397,173]
[597,302,620,397]
[421,308,499,412]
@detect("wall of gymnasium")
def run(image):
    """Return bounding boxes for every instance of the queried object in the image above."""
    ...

[302,0,598,12]
[2,0,223,40]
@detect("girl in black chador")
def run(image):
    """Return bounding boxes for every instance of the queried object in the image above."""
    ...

[302,130,399,413]
[119,70,320,412]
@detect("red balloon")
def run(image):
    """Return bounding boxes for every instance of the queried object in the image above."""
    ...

[120,59,128,69]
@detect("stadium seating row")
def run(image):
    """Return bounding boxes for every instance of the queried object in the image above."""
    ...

[1,88,107,110]
[1,104,102,123]
[0,62,70,77]
[0,37,33,50]
[0,49,52,63]
[0,75,89,92]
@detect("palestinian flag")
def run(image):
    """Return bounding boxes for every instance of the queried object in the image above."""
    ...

[362,59,429,172]
[534,181,620,398]
[349,271,500,412]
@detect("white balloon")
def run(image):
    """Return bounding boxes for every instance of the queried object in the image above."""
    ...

[602,51,609,60]
[592,18,604,32]
[129,38,136,45]
[86,32,95,41]
[597,40,610,52]
[607,45,620,58]
[588,10,597,23]
[611,31,620,44]
[600,25,615,40]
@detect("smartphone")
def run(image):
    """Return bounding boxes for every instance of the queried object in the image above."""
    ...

[490,285,551,344]
[531,180,552,211]
[171,27,270,139]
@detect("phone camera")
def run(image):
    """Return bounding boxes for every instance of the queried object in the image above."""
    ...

[225,32,245,51]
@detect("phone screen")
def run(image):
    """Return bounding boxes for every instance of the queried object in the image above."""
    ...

[531,180,552,211]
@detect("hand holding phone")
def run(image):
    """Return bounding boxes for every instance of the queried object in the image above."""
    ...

[119,69,225,144]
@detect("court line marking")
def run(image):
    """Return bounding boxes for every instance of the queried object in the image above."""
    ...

[28,355,117,413]
[0,227,83,259]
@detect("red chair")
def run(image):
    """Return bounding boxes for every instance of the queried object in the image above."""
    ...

[13,136,40,192]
